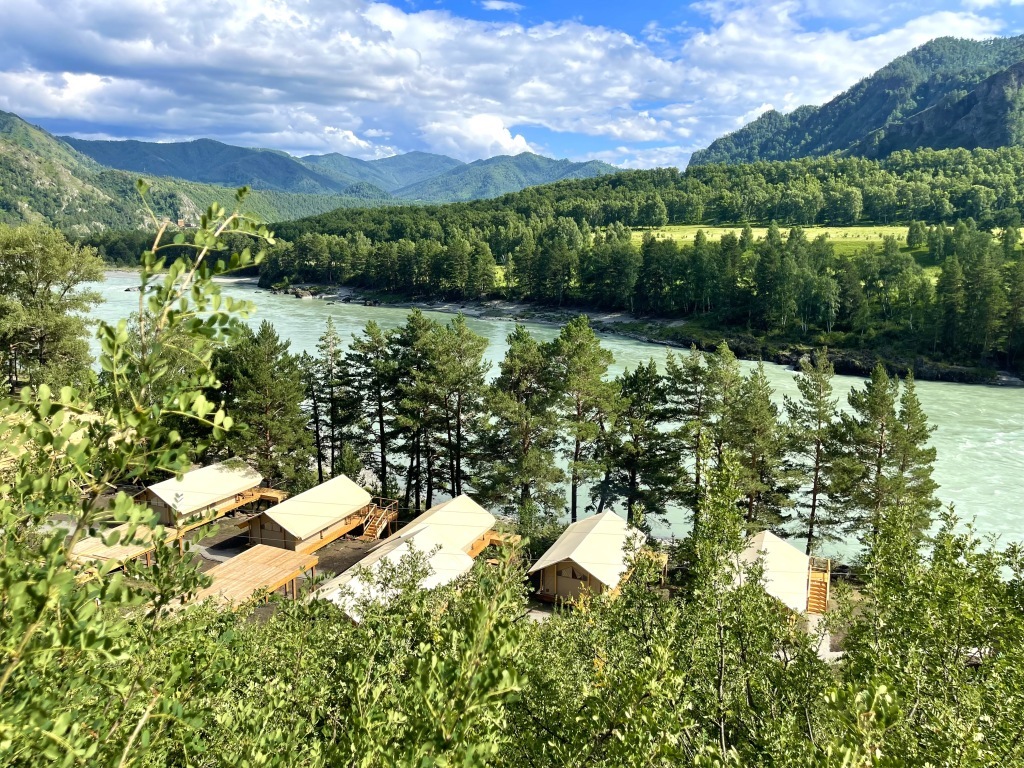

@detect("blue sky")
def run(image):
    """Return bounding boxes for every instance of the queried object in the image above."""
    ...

[0,0,1021,167]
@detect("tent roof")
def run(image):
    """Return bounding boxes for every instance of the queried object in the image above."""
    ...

[737,530,810,614]
[388,494,495,554]
[261,474,371,540]
[528,510,637,589]
[317,527,475,620]
[147,461,262,516]
[315,494,496,620]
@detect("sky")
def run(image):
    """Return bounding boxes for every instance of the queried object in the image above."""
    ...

[0,0,1021,168]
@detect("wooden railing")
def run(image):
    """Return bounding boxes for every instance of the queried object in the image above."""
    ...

[807,557,830,615]
[359,497,399,541]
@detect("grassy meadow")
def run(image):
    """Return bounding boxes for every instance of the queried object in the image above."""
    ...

[631,224,911,256]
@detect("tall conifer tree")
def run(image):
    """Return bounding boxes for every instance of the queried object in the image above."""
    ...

[784,350,841,553]
[551,316,617,522]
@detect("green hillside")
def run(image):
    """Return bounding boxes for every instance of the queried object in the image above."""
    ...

[0,112,371,233]
[393,152,618,202]
[62,136,349,195]
[691,35,1024,165]
[300,150,464,192]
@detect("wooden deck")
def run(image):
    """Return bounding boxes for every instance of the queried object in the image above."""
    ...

[294,509,369,555]
[71,523,167,567]
[466,530,521,559]
[71,487,290,569]
[176,486,289,529]
[192,544,318,606]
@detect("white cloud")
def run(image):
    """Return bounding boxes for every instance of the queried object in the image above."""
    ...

[420,114,534,159]
[0,0,1015,167]
[585,145,694,169]
[480,1,524,11]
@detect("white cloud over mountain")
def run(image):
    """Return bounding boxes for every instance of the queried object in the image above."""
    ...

[0,0,1015,167]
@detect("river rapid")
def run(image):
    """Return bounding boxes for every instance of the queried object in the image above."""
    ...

[91,271,1024,559]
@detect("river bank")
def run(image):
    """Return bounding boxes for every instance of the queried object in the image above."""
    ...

[267,282,1023,387]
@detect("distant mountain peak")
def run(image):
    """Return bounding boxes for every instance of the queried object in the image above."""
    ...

[691,34,1024,165]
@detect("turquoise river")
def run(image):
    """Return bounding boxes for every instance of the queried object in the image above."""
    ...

[90,271,1024,558]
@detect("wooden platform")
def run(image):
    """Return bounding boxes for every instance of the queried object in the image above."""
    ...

[466,530,521,559]
[174,486,289,528]
[71,487,290,569]
[192,545,318,606]
[71,523,166,567]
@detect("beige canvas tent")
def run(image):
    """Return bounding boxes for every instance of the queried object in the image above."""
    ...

[137,461,266,526]
[529,511,639,601]
[316,494,499,620]
[736,530,830,615]
[242,474,378,554]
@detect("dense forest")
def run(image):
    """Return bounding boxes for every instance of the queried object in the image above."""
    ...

[3,205,1023,767]
[164,147,1015,374]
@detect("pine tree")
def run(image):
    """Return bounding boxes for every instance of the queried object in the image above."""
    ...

[891,372,940,538]
[730,363,794,533]
[550,316,617,522]
[834,366,940,549]
[391,310,443,509]
[348,320,400,499]
[316,318,360,478]
[300,351,327,484]
[784,350,841,553]
[664,346,721,512]
[1004,256,1024,366]
[935,254,965,353]
[962,248,1006,360]
[421,314,489,498]
[214,321,314,491]
[475,325,565,520]
[601,360,677,527]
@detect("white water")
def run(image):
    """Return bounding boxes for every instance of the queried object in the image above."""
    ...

[91,272,1024,559]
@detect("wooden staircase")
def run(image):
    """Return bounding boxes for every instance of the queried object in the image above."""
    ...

[806,557,830,615]
[359,498,398,541]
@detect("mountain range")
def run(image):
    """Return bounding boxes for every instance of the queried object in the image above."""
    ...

[0,111,617,232]
[691,35,1024,165]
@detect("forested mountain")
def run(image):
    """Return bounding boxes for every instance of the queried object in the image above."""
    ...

[691,35,1024,165]
[61,134,615,202]
[0,112,375,232]
[859,60,1024,157]
[61,136,352,195]
[301,150,465,192]
[392,153,619,202]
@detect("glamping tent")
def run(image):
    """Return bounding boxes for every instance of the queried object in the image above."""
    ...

[139,461,264,526]
[529,511,638,601]
[316,494,497,620]
[736,530,830,615]
[243,474,374,554]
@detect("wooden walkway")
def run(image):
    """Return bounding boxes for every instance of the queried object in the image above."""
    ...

[71,487,290,569]
[192,545,318,606]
